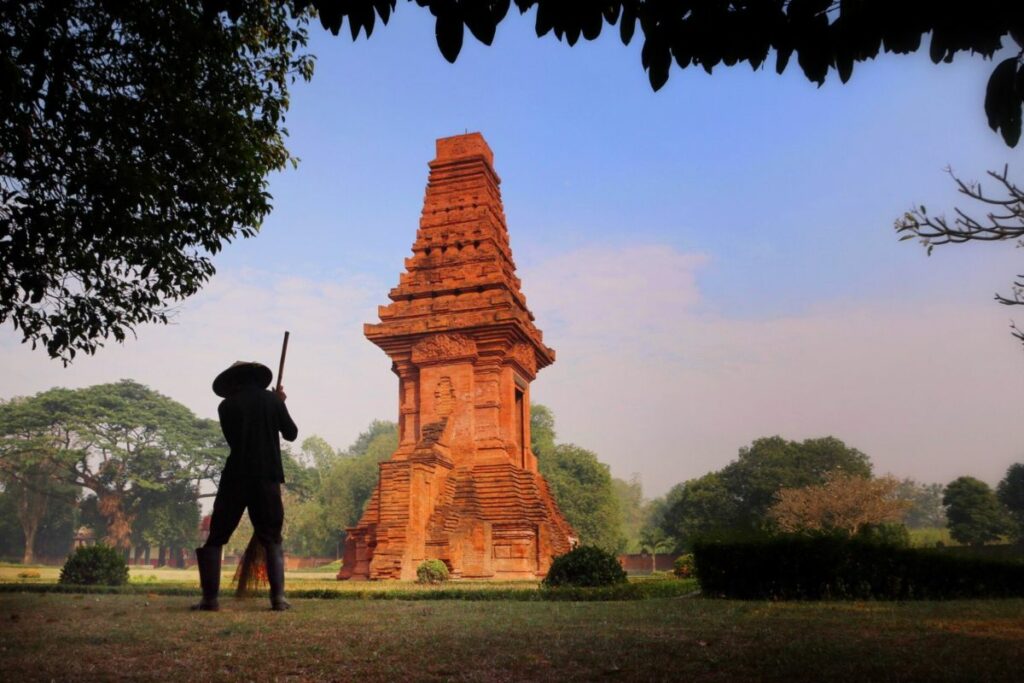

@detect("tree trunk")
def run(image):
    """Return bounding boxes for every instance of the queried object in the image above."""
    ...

[21,526,37,565]
[15,482,47,565]
[97,493,134,549]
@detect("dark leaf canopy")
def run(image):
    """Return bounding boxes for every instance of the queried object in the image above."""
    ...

[271,1,1024,145]
[1,1,313,361]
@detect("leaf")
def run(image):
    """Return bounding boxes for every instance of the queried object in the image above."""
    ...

[619,4,636,45]
[318,4,344,35]
[581,6,603,41]
[642,36,671,91]
[775,46,793,75]
[835,54,854,84]
[435,12,465,63]
[535,0,553,36]
[465,4,497,46]
[373,0,393,25]
[985,58,1021,145]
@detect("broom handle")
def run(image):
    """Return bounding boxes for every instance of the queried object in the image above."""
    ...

[275,331,290,392]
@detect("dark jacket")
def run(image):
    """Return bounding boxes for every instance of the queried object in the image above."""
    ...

[218,385,298,482]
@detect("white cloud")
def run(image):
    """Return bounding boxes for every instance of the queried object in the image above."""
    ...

[3,245,1022,499]
[524,244,1024,496]
[0,268,397,452]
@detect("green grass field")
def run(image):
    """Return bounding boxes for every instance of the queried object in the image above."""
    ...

[1,592,1022,681]
[0,563,341,588]
[3,561,1022,680]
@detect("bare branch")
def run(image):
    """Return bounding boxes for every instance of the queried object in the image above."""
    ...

[896,165,1024,344]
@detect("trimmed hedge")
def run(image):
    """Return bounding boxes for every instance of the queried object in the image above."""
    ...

[59,545,128,586]
[542,546,628,588]
[693,535,1024,600]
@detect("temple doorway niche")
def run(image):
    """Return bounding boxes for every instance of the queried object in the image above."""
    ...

[515,385,525,468]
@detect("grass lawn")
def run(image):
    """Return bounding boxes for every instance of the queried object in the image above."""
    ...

[0,563,342,587]
[0,592,1022,681]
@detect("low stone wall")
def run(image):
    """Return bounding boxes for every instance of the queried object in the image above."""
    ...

[618,553,679,574]
[285,556,336,570]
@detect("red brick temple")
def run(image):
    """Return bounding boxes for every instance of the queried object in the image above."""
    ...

[338,133,576,580]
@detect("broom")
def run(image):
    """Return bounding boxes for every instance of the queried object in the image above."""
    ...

[233,331,290,598]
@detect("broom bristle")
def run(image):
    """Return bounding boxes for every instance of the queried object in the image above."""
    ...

[232,534,268,598]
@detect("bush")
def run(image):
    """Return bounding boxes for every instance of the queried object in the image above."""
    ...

[59,545,128,586]
[542,545,627,588]
[673,554,695,578]
[415,559,449,584]
[856,523,911,548]
[693,534,1024,600]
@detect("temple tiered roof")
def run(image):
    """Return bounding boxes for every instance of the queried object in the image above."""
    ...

[364,133,554,373]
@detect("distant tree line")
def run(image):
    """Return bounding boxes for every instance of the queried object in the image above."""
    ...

[4,384,1022,564]
[638,438,1024,553]
[0,380,223,564]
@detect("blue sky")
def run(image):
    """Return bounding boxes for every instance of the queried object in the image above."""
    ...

[3,8,1023,496]
[246,9,1015,308]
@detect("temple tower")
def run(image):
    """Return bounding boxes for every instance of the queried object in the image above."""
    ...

[339,133,576,580]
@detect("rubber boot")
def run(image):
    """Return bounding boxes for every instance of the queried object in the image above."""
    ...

[191,545,221,611]
[265,542,291,611]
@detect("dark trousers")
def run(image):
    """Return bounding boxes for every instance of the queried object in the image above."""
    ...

[205,477,283,547]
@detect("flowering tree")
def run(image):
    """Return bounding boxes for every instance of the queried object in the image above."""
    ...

[769,472,910,535]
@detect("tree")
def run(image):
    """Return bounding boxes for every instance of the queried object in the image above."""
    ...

[530,403,556,455]
[638,526,673,573]
[896,478,947,529]
[0,401,77,561]
[0,465,77,564]
[0,395,81,562]
[0,381,224,549]
[0,487,23,559]
[298,435,341,471]
[719,436,873,527]
[943,476,1015,546]
[996,463,1024,540]
[655,472,739,551]
[611,474,647,552]
[896,166,1024,343]
[0,473,77,563]
[283,422,398,557]
[281,444,319,501]
[131,481,201,564]
[539,443,625,553]
[653,435,873,547]
[768,472,910,535]
[531,404,624,553]
[1,1,314,361]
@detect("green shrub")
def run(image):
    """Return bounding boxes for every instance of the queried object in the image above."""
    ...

[673,554,695,578]
[542,545,627,588]
[693,534,1024,600]
[415,559,450,584]
[59,545,128,586]
[856,523,911,547]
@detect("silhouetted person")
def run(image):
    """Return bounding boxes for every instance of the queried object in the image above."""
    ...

[193,361,298,611]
